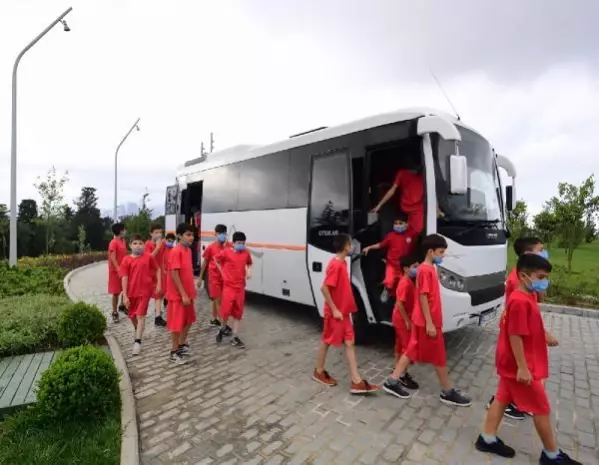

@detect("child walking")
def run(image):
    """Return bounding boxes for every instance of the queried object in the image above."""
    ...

[475,253,581,465]
[108,223,128,322]
[145,224,167,327]
[120,234,161,355]
[214,231,252,349]
[166,223,197,365]
[383,234,471,406]
[162,233,176,313]
[312,234,379,394]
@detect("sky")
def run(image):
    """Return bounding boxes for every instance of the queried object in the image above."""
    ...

[1,0,598,218]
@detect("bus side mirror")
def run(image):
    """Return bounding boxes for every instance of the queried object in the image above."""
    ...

[449,154,468,194]
[506,185,515,212]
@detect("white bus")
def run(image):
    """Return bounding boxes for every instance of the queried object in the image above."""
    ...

[165,108,517,338]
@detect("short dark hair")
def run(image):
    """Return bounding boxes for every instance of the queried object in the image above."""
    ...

[400,255,418,269]
[395,211,409,222]
[422,234,447,253]
[333,233,352,253]
[215,224,227,234]
[232,231,246,242]
[176,222,193,235]
[150,223,162,233]
[516,253,552,274]
[111,223,125,236]
[130,234,144,242]
[513,237,543,256]
[165,233,176,240]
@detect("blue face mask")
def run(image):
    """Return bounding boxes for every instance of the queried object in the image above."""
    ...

[408,268,417,278]
[538,250,549,260]
[432,256,443,265]
[529,278,549,293]
[165,241,174,248]
[132,247,144,256]
[234,244,246,252]
[179,238,191,248]
[217,233,226,243]
[393,225,407,234]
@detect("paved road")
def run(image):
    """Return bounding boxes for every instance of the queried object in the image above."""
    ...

[69,262,599,465]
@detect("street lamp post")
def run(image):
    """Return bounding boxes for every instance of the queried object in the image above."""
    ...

[9,7,73,267]
[113,118,141,221]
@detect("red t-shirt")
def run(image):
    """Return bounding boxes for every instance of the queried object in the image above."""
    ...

[214,248,253,290]
[108,238,127,274]
[380,229,417,266]
[505,267,539,302]
[323,257,356,316]
[166,245,197,301]
[393,169,424,213]
[496,290,548,380]
[203,242,230,278]
[145,240,166,273]
[411,263,442,328]
[395,275,415,318]
[119,254,158,298]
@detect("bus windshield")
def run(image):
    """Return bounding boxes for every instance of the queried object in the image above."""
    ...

[433,128,503,224]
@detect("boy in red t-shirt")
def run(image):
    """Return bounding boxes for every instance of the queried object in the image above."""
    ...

[198,224,231,330]
[392,256,419,390]
[145,224,167,327]
[165,223,197,365]
[383,234,471,406]
[475,254,581,465]
[120,234,161,356]
[214,231,253,349]
[311,234,379,395]
[363,212,417,301]
[108,222,128,323]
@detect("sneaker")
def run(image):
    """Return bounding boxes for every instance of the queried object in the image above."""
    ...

[539,450,582,464]
[119,304,128,315]
[486,396,526,420]
[154,315,167,327]
[440,388,472,407]
[178,344,191,356]
[383,379,411,398]
[216,330,224,344]
[169,351,188,365]
[312,370,338,387]
[210,319,222,327]
[350,379,379,395]
[230,336,245,349]
[399,372,419,390]
[223,325,233,336]
[380,288,389,303]
[111,312,119,323]
[474,435,516,458]
[132,342,141,356]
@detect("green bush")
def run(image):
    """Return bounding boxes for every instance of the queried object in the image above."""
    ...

[36,345,120,423]
[57,302,107,347]
[0,264,64,298]
[0,295,72,357]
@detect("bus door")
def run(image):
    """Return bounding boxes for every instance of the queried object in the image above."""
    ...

[306,150,351,316]
[164,184,180,234]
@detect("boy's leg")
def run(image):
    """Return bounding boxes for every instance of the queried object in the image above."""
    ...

[315,341,330,373]
[135,316,146,340]
[533,415,558,452]
[434,366,452,391]
[155,297,163,317]
[171,332,181,351]
[180,324,191,346]
[344,341,363,384]
[112,294,119,313]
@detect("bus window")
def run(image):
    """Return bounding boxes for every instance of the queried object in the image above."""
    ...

[238,153,290,211]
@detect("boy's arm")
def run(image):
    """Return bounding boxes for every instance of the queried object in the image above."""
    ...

[171,269,189,303]
[395,299,411,328]
[121,274,130,307]
[509,335,532,383]
[155,268,162,292]
[321,284,342,319]
[109,250,119,271]
[198,259,208,282]
[363,242,382,254]
[151,242,162,258]
[372,184,397,213]
[419,294,434,326]
[246,253,253,279]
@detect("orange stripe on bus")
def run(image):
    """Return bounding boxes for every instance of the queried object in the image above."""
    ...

[200,233,306,251]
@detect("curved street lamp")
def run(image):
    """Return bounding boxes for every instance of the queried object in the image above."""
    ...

[113,118,141,221]
[9,7,73,267]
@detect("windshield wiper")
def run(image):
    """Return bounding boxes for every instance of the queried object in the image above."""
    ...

[454,219,501,236]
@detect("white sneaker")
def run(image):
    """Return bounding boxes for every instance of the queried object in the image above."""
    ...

[169,352,188,365]
[132,342,141,356]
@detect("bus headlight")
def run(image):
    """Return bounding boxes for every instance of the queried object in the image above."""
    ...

[437,266,466,292]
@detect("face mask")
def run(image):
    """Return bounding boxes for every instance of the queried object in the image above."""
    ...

[217,233,226,243]
[165,242,174,248]
[152,234,162,242]
[132,248,144,256]
[538,250,549,260]
[408,268,417,278]
[234,244,246,252]
[393,225,407,233]
[528,278,549,293]
[179,238,191,247]
[119,232,126,238]
[432,256,443,265]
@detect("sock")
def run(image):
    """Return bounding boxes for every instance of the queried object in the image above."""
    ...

[543,449,559,459]
[135,339,141,344]
[481,433,497,444]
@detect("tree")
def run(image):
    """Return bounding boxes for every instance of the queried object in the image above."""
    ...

[0,204,8,259]
[533,210,558,246]
[584,212,598,243]
[18,199,38,223]
[77,224,87,253]
[506,200,529,239]
[73,187,105,251]
[34,167,69,254]
[545,175,599,272]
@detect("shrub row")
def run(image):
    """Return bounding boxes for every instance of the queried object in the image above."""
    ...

[17,252,107,271]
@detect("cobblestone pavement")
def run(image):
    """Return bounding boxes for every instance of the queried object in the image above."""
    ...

[69,263,599,465]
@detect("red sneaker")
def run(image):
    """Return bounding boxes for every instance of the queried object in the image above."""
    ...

[350,379,379,394]
[312,369,338,387]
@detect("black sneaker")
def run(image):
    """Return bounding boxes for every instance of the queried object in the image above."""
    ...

[210,319,222,327]
[399,372,419,390]
[474,435,516,458]
[216,330,224,344]
[486,396,525,420]
[382,379,412,399]
[154,315,167,327]
[111,312,119,323]
[178,344,191,356]
[440,388,472,407]
[223,325,233,336]
[540,450,582,464]
[230,336,245,349]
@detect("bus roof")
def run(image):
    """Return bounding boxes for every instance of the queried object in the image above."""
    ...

[177,107,479,177]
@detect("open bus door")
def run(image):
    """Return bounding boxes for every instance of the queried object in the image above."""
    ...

[164,184,181,235]
[306,150,351,315]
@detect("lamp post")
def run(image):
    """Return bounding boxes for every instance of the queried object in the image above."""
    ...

[9,7,73,267]
[113,118,141,221]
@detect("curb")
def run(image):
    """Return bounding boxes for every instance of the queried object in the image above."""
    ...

[540,302,599,319]
[64,261,139,465]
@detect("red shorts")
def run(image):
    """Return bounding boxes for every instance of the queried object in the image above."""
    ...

[383,264,401,290]
[108,270,122,295]
[407,209,424,234]
[392,311,411,355]
[220,286,245,321]
[167,300,196,332]
[128,296,150,318]
[495,377,551,415]
[207,272,224,300]
[404,324,446,367]
[322,314,355,347]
